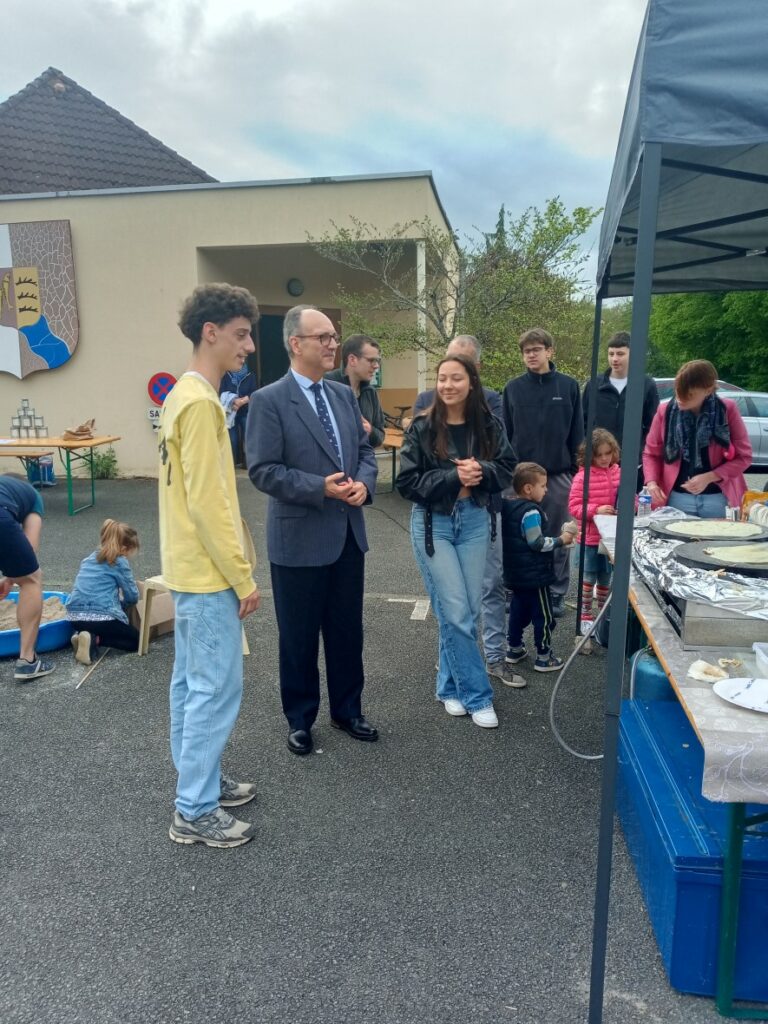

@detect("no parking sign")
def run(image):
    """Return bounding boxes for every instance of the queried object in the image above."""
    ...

[148,372,177,406]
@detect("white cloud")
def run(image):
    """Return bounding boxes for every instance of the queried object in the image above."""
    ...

[1,0,648,231]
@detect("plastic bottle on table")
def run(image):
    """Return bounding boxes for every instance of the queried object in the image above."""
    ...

[637,486,652,518]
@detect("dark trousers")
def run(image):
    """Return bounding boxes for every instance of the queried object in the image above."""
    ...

[507,586,555,656]
[270,526,366,731]
[73,618,139,652]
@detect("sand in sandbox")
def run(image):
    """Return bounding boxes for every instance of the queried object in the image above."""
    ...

[0,595,67,632]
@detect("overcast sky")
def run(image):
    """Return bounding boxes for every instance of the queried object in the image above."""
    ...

[1,0,648,282]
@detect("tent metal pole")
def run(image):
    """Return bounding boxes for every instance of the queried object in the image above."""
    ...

[575,290,604,633]
[587,142,662,1024]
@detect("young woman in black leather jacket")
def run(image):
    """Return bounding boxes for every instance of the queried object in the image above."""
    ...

[396,354,515,728]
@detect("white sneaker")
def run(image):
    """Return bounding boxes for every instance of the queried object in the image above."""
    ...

[443,698,467,716]
[471,706,499,728]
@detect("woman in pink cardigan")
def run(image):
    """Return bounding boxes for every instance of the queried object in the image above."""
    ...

[642,360,752,518]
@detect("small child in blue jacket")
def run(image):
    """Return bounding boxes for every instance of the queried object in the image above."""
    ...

[502,462,576,673]
[67,519,140,664]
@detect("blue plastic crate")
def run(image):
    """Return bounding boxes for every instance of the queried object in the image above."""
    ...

[0,591,72,656]
[617,692,768,1001]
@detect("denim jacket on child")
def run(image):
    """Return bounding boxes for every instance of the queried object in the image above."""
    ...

[66,552,140,624]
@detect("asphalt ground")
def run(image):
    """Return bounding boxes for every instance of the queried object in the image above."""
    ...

[3,467,759,1024]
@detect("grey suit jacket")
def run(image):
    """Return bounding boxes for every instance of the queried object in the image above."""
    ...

[246,372,378,567]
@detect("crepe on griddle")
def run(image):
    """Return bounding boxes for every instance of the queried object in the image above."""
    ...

[666,519,762,539]
[702,543,768,565]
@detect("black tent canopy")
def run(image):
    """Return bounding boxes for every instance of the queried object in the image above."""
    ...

[598,0,768,298]
[587,2,768,1021]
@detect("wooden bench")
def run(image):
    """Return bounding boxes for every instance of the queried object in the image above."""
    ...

[379,428,404,493]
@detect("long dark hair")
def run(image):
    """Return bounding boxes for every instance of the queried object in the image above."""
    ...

[426,354,493,460]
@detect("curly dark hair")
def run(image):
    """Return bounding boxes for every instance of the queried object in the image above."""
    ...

[425,353,493,461]
[178,283,260,346]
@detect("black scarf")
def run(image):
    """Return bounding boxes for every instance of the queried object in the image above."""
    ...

[664,394,730,472]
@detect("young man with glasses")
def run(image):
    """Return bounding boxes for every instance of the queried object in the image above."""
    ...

[246,305,378,757]
[325,334,386,447]
[501,329,583,618]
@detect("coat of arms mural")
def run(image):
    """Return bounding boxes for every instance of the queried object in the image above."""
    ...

[0,219,79,378]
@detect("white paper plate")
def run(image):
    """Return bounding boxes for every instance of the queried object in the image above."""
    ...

[712,677,768,713]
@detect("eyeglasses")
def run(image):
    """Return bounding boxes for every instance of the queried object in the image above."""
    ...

[522,346,546,355]
[296,332,340,347]
[358,356,381,366]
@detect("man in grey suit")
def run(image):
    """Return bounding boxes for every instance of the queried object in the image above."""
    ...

[246,305,379,756]
[410,336,520,688]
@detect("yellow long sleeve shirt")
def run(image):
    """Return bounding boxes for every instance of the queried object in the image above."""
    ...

[158,372,255,599]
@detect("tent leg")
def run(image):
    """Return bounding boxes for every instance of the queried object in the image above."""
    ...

[575,292,604,633]
[587,143,662,1024]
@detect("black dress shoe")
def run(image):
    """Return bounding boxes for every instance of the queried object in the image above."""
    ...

[287,729,313,755]
[330,716,378,742]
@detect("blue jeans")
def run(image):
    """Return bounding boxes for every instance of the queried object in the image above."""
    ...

[668,490,727,519]
[169,589,243,819]
[411,501,494,714]
[481,513,507,664]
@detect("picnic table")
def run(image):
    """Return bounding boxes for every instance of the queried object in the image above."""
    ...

[380,428,404,493]
[0,435,121,515]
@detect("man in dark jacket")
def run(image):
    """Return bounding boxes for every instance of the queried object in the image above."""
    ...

[219,365,258,468]
[410,335,518,686]
[581,331,659,486]
[502,328,583,616]
[325,335,385,448]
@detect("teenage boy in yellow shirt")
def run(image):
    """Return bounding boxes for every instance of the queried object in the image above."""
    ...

[158,283,261,848]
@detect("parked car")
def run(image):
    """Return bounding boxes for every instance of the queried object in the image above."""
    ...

[717,391,768,469]
[653,377,744,402]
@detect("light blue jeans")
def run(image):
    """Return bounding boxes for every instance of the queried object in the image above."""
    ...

[411,500,494,714]
[668,490,727,519]
[169,589,243,820]
[481,512,507,665]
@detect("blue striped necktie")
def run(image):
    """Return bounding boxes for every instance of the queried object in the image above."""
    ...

[310,383,341,461]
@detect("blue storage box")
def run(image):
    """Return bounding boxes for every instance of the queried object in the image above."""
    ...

[630,649,676,702]
[617,691,768,1001]
[26,454,56,487]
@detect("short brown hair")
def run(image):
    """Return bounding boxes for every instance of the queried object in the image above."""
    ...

[675,359,717,400]
[518,328,554,353]
[513,462,547,492]
[607,331,630,348]
[178,283,260,346]
[577,428,620,467]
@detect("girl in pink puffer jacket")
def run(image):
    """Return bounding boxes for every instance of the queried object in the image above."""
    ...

[568,429,621,626]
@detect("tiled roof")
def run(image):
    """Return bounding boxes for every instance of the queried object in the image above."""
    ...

[0,67,217,195]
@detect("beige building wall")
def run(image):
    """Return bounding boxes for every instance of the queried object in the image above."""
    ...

[0,176,449,475]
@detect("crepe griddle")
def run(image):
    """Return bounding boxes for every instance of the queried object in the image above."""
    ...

[673,541,768,578]
[650,517,768,542]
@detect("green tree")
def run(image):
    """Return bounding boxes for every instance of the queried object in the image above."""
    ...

[309,199,601,387]
[648,291,768,388]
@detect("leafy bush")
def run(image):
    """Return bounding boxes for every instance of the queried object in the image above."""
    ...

[92,446,118,479]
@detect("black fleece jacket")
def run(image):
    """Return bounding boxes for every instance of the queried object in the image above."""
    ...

[502,363,583,475]
[582,369,659,450]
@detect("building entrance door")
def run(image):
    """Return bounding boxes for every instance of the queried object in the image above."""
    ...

[255,314,289,387]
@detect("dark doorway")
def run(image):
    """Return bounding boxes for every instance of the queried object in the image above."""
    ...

[255,314,289,387]
[253,308,342,387]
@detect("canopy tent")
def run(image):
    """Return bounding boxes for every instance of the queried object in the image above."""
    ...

[597,0,768,297]
[586,2,768,1021]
